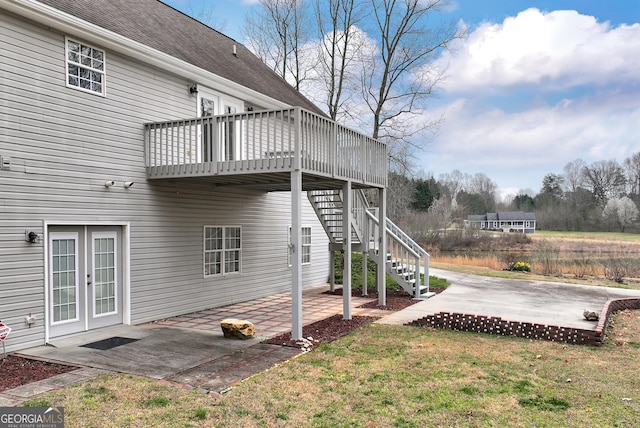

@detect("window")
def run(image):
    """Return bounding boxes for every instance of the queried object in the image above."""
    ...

[288,226,311,266]
[66,38,105,95]
[204,226,241,276]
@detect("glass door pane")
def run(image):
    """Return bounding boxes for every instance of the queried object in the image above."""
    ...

[51,238,78,323]
[93,236,116,316]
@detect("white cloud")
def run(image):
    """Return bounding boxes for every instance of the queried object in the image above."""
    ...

[440,8,640,92]
[420,7,640,195]
[422,88,640,191]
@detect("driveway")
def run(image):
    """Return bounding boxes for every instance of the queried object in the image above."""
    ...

[380,268,640,329]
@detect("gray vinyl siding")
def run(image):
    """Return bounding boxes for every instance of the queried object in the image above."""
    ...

[0,12,329,351]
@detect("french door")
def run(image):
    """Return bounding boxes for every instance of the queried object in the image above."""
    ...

[48,226,123,338]
[197,88,243,162]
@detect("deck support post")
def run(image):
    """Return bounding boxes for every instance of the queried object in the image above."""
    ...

[377,187,387,307]
[291,169,303,341]
[342,181,352,320]
[362,252,368,296]
[329,250,335,292]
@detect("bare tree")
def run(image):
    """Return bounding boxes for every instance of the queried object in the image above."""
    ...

[386,172,415,222]
[562,159,586,194]
[469,172,497,212]
[313,0,368,120]
[362,0,465,168]
[603,196,639,232]
[623,151,640,196]
[245,0,312,90]
[181,0,227,31]
[437,169,468,207]
[581,160,626,207]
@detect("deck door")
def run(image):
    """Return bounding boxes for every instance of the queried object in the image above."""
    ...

[197,88,243,162]
[49,226,123,338]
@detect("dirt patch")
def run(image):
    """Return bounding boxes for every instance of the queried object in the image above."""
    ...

[0,355,78,391]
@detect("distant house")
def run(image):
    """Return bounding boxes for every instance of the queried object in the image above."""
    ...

[465,212,536,233]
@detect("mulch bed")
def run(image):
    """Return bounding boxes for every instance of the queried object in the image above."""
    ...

[325,286,446,310]
[265,286,446,350]
[265,314,381,350]
[0,355,78,391]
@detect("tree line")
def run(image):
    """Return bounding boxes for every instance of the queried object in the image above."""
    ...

[391,153,640,234]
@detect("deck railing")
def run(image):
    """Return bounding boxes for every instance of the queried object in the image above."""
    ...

[144,107,387,187]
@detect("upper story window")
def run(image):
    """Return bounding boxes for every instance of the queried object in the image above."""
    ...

[65,38,105,96]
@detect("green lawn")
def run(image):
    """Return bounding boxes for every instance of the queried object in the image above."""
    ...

[28,318,640,427]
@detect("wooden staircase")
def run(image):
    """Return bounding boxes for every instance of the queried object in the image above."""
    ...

[308,190,433,299]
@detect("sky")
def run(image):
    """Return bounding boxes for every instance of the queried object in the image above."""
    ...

[165,0,640,199]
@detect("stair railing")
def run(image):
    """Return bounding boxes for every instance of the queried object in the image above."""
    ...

[363,199,430,297]
[307,190,342,243]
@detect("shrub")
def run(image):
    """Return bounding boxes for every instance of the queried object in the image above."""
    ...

[333,252,448,292]
[534,238,561,275]
[508,261,531,272]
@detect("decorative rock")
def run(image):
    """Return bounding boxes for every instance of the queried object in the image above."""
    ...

[220,318,255,339]
[583,309,599,321]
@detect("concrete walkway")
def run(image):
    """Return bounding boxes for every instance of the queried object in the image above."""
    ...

[2,285,384,405]
[379,268,640,328]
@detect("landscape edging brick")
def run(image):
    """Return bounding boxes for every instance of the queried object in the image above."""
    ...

[407,297,640,346]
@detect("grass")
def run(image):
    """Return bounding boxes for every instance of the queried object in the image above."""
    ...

[535,230,640,242]
[430,231,640,290]
[27,312,640,427]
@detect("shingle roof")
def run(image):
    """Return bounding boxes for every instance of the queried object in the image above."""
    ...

[467,212,536,221]
[37,0,324,114]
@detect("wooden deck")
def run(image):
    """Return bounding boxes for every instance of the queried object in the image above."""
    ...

[144,108,387,191]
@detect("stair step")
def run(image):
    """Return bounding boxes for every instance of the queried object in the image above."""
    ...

[415,291,436,299]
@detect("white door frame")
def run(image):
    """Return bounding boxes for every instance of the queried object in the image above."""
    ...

[197,87,244,162]
[43,221,131,343]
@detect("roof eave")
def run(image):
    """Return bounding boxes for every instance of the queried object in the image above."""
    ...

[3,0,291,110]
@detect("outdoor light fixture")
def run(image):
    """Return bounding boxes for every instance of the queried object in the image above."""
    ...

[124,181,134,188]
[189,83,198,95]
[104,180,116,188]
[25,231,38,243]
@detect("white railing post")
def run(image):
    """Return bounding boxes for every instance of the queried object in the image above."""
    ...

[342,181,352,320]
[211,117,219,174]
[330,120,337,178]
[361,134,367,184]
[294,108,301,171]
[378,187,386,307]
[143,125,149,169]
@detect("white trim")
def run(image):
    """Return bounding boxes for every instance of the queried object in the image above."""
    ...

[91,231,119,319]
[64,36,106,96]
[288,225,312,267]
[43,221,131,343]
[203,225,242,277]
[48,232,80,326]
[2,0,289,110]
